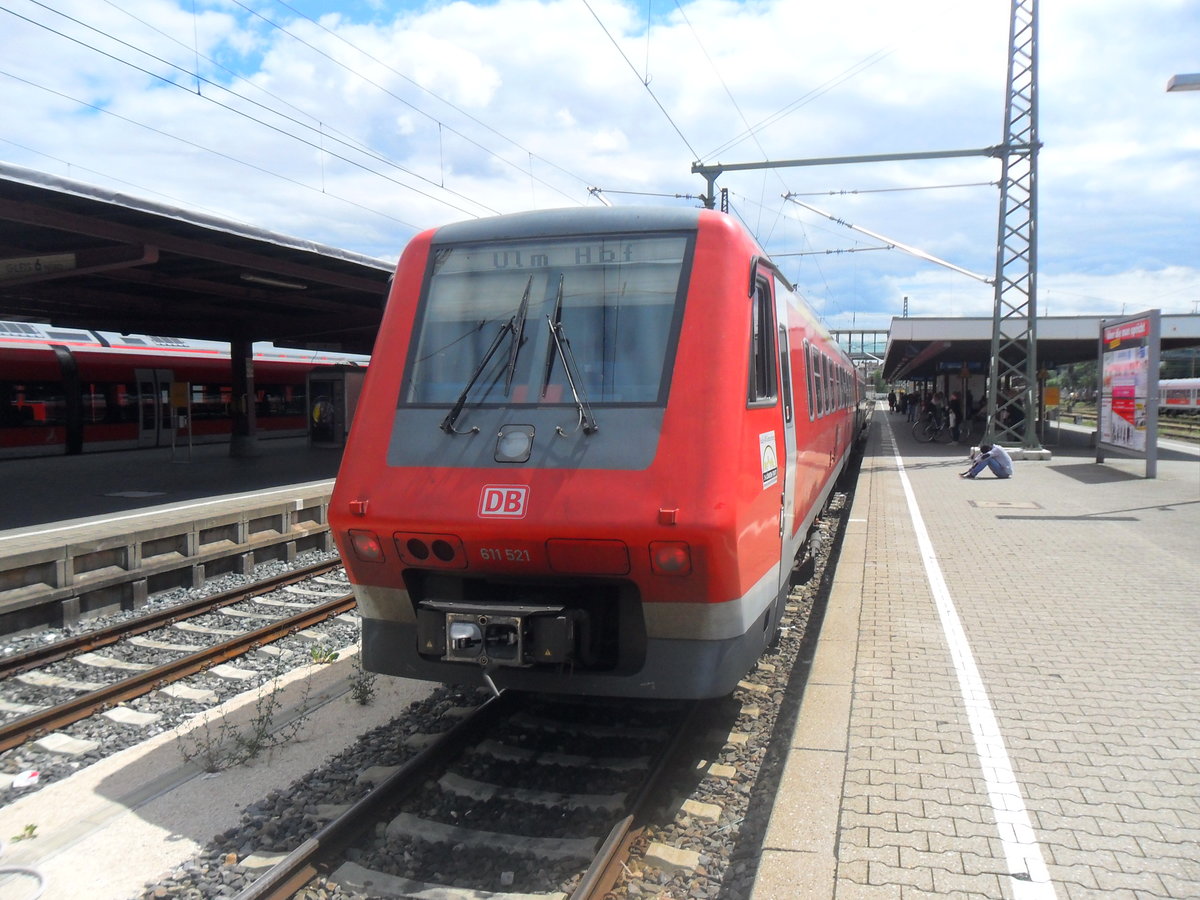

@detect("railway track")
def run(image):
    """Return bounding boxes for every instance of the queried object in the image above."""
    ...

[130,485,854,900]
[0,560,343,680]
[1058,408,1200,443]
[231,690,699,900]
[0,561,358,791]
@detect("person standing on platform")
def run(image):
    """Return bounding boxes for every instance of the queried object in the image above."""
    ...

[961,443,1013,479]
[949,391,963,443]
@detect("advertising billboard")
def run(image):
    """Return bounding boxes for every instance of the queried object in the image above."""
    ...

[1097,310,1160,478]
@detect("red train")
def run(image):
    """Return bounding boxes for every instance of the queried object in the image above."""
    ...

[330,207,870,699]
[0,320,366,457]
[1159,378,1200,413]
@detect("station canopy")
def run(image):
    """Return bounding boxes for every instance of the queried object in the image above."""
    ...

[0,164,393,355]
[882,314,1200,382]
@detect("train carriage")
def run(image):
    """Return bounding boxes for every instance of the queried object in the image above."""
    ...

[1159,377,1200,414]
[330,207,869,699]
[0,321,365,457]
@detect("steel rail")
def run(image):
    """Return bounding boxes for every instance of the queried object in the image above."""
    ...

[570,700,700,899]
[0,592,356,753]
[0,560,342,678]
[231,691,521,900]
[234,694,699,900]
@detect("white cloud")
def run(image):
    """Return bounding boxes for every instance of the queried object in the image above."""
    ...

[1,0,1197,322]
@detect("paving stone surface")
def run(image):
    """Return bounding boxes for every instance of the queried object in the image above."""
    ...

[752,415,1200,900]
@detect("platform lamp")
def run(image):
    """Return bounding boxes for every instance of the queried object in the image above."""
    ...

[1166,73,1200,92]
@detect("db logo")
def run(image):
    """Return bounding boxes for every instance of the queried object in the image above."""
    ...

[478,484,529,518]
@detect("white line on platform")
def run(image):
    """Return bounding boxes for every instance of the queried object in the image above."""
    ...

[887,420,1057,900]
[0,480,335,543]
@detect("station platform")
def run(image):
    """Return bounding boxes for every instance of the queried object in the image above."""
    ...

[752,414,1200,899]
[0,436,341,537]
[0,438,343,633]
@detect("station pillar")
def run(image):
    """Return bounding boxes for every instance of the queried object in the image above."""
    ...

[229,337,260,458]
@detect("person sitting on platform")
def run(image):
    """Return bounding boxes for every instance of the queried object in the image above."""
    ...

[961,443,1013,479]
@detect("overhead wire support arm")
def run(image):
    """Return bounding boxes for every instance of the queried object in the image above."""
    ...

[691,146,1004,210]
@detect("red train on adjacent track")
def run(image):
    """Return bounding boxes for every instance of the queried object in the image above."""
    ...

[331,207,871,699]
[0,321,365,457]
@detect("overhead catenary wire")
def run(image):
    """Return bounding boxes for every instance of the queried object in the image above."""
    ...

[267,0,592,193]
[788,180,998,197]
[1,0,600,226]
[773,246,894,257]
[0,68,427,230]
[0,2,495,219]
[783,193,993,284]
[702,48,893,162]
[579,0,701,161]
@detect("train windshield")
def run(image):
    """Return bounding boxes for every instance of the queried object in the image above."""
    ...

[403,232,691,408]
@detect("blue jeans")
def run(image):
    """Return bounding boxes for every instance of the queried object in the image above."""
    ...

[967,456,1010,478]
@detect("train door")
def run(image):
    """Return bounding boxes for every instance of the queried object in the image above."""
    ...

[49,345,83,455]
[135,368,173,447]
[771,283,798,557]
[308,367,366,447]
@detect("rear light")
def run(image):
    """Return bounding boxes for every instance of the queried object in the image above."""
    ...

[348,529,385,563]
[394,532,467,568]
[650,541,692,576]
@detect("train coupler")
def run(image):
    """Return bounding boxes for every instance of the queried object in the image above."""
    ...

[416,601,580,668]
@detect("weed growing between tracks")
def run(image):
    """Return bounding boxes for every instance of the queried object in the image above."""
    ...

[175,670,315,773]
[348,660,378,706]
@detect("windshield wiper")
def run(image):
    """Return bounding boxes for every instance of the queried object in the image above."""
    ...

[504,276,533,395]
[440,276,534,435]
[542,274,598,436]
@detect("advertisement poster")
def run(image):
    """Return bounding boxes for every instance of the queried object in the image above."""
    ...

[1097,311,1160,477]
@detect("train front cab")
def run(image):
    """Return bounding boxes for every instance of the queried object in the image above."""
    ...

[334,209,855,699]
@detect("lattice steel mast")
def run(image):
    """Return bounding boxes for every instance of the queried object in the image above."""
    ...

[692,1,1045,453]
[985,0,1042,450]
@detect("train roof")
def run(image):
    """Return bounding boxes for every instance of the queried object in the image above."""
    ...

[430,206,710,244]
[0,319,368,365]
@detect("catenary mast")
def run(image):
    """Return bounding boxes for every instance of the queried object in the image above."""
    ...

[693,0,1044,453]
[986,0,1041,450]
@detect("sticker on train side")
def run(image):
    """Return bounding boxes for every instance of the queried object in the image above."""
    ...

[478,484,529,518]
[760,431,779,488]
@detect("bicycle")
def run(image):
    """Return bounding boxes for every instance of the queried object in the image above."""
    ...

[913,409,979,444]
[912,411,953,443]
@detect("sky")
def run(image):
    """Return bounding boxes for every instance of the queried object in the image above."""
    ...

[1,0,1198,331]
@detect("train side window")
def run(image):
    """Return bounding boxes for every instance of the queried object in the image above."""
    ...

[778,324,792,424]
[802,340,815,420]
[816,355,825,420]
[748,280,778,405]
[816,353,823,416]
[0,381,66,427]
